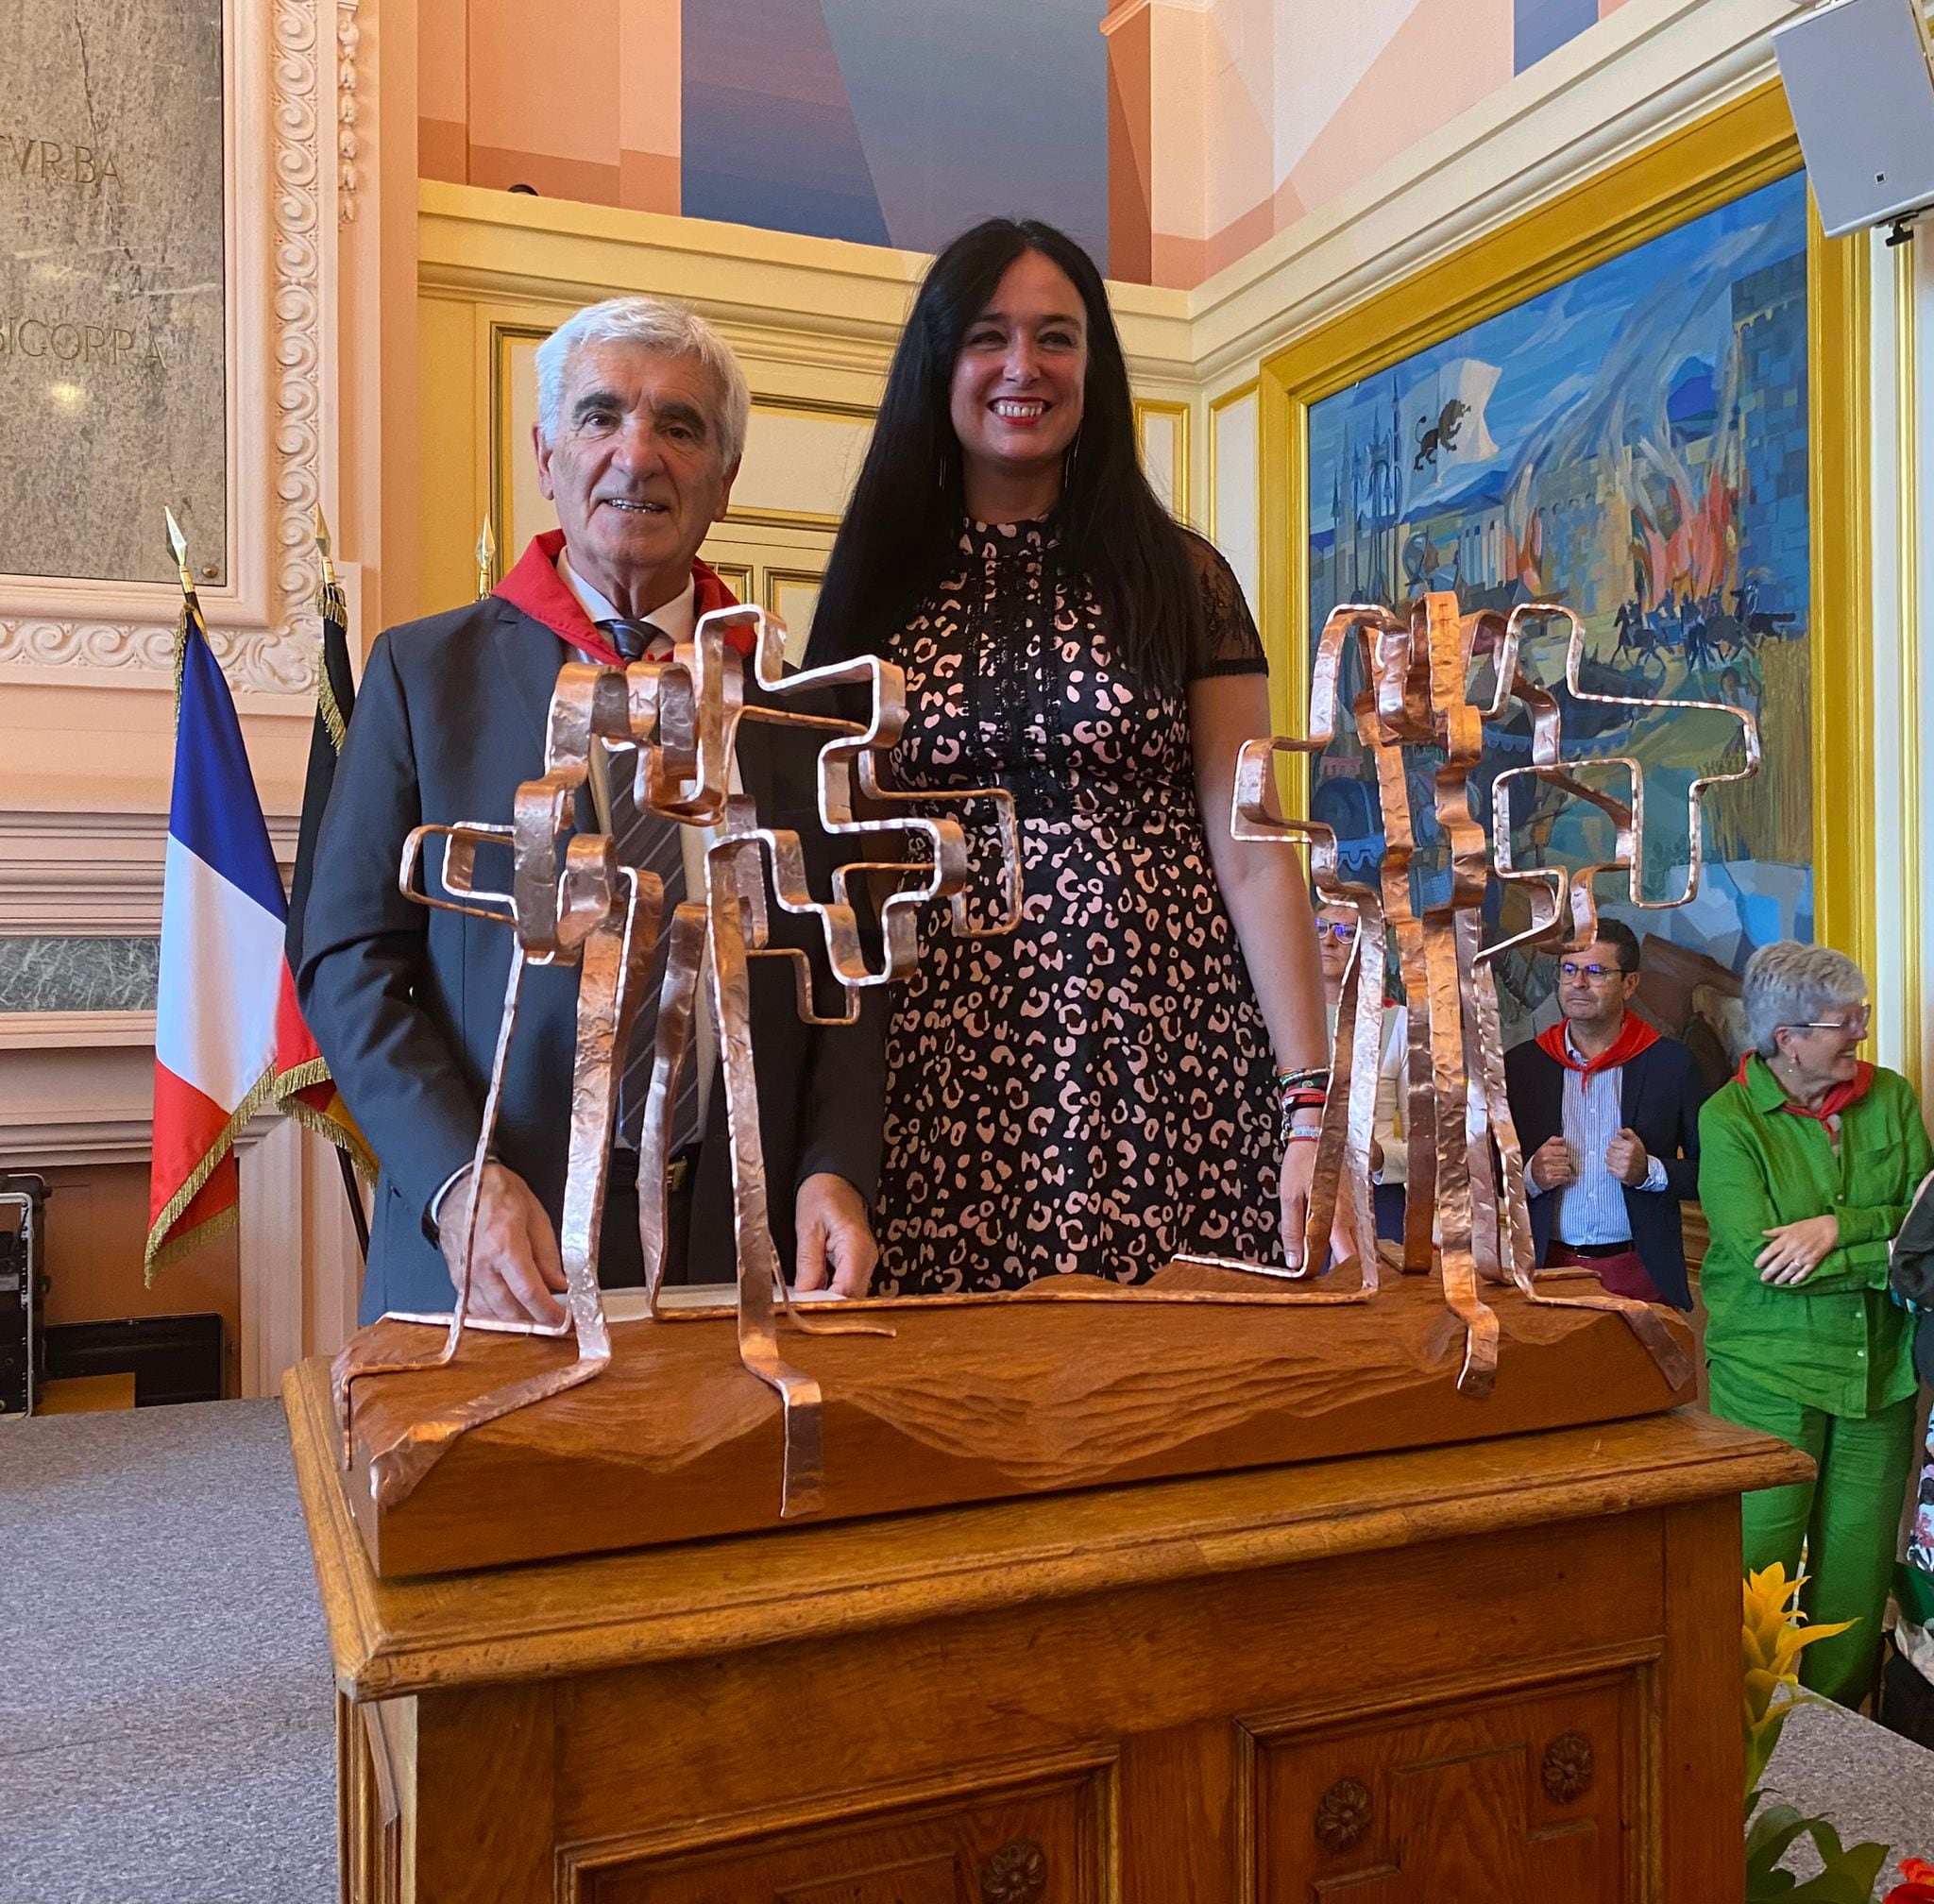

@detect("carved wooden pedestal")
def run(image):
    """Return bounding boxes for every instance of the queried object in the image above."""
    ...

[335,1276,1701,1575]
[288,1356,1807,1903]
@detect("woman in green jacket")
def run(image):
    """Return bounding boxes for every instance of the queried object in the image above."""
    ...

[1700,940,1931,1707]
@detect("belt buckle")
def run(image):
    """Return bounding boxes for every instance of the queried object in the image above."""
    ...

[664,1154,690,1195]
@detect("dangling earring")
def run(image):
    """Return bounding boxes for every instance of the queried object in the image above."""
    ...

[1063,430,1081,484]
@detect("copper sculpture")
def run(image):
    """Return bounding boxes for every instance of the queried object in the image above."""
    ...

[1198,588,1753,1396]
[333,606,1021,1515]
[333,583,1741,1520]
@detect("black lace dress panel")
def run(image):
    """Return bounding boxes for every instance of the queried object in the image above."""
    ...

[872,515,1284,1292]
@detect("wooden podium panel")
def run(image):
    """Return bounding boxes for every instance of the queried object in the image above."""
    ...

[289,1356,1809,1904]
[338,1275,1697,1576]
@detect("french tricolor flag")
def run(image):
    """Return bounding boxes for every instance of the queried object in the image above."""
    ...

[145,614,331,1275]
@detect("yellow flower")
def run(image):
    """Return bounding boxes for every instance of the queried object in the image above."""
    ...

[1742,1562,1857,1784]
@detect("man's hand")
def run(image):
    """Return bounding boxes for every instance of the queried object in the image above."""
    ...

[1604,1127,1650,1188]
[435,1162,567,1327]
[1528,1135,1577,1192]
[1756,1214,1839,1285]
[794,1172,879,1297]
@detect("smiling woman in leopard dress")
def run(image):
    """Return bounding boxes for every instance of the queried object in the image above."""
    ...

[805,219,1332,1294]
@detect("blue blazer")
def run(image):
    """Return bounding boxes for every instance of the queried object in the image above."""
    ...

[1502,1032,1708,1310]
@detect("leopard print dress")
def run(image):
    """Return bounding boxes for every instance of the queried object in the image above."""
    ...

[872,515,1284,1292]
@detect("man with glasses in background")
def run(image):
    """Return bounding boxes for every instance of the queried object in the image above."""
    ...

[1502,918,1707,1309]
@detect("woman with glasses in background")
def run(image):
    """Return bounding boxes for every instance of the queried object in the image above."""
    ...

[1699,940,1932,1707]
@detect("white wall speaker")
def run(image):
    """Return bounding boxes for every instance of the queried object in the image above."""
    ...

[1774,0,1934,238]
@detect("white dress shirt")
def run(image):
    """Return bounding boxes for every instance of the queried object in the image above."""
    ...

[1530,1025,1669,1245]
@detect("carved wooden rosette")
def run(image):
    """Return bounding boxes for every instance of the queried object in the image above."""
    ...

[1314,1776,1374,1854]
[1541,1731,1595,1804]
[978,1837,1048,1903]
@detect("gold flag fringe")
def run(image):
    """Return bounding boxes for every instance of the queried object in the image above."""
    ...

[171,600,191,728]
[317,668,348,754]
[315,577,349,753]
[142,1060,282,1284]
[273,1054,377,1180]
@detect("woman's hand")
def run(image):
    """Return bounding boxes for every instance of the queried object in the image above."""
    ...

[1279,1139,1353,1270]
[1756,1213,1839,1285]
[1279,1137,1315,1267]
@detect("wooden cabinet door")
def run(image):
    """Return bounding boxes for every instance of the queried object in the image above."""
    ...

[1253,1674,1638,1901]
[585,1770,1102,1904]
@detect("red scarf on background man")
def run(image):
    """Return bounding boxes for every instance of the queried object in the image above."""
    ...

[1737,1053,1875,1123]
[494,528,745,668]
[1535,1012,1659,1078]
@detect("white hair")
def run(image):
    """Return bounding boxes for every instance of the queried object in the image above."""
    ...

[534,296,750,468]
[1741,941,1867,1057]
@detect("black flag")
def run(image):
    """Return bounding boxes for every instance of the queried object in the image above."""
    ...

[285,517,357,977]
[282,509,373,1254]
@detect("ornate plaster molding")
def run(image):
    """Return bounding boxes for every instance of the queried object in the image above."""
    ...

[0,0,329,697]
[0,622,173,672]
[337,1,361,223]
[267,0,329,693]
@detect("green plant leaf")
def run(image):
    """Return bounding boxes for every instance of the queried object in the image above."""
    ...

[1743,1810,1892,1904]
[1747,1721,1785,1797]
[1775,1870,1877,1904]
[1748,1804,1817,1879]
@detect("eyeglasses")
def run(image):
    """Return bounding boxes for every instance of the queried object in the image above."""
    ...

[1783,1008,1871,1037]
[1558,961,1624,983]
[1315,920,1356,944]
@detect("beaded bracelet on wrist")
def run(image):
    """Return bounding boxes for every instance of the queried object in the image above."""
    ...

[1275,1064,1330,1095]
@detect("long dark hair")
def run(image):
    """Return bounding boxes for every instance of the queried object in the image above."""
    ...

[805,218,1202,695]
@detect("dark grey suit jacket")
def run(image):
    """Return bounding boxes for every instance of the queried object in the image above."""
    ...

[297,591,885,1323]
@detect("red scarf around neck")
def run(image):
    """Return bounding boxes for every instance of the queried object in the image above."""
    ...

[1738,1054,1875,1123]
[494,528,743,669]
[1535,1012,1659,1077]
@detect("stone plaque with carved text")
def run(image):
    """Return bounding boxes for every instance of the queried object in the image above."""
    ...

[0,0,226,585]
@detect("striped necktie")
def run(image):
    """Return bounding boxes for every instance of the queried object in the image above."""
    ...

[602,620,704,1156]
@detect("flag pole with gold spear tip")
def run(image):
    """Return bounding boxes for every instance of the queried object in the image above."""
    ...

[164,507,198,718]
[476,514,496,600]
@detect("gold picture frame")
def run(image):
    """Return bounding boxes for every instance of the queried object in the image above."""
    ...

[488,320,558,590]
[1133,396,1193,524]
[1258,81,1874,975]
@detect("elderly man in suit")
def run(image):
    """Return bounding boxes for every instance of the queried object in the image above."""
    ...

[1502,918,1707,1310]
[299,296,882,1327]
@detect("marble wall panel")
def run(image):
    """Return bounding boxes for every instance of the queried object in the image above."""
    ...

[0,935,157,1012]
[0,0,227,584]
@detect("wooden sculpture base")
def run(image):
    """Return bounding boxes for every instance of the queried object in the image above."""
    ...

[288,1356,1809,1904]
[333,1269,1696,1578]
